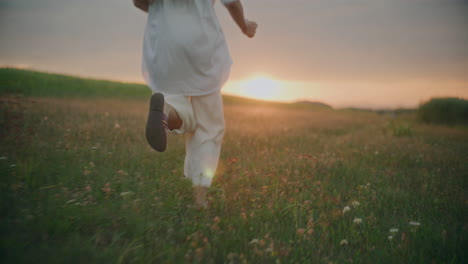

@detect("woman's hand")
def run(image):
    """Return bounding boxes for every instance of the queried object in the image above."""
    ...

[243,19,257,38]
[133,0,149,12]
[225,1,258,38]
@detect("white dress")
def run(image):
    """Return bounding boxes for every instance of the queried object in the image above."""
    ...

[142,0,236,96]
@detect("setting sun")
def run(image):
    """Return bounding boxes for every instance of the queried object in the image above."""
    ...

[232,75,285,101]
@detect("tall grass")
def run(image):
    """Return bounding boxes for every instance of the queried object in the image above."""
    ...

[418,97,468,126]
[1,71,467,263]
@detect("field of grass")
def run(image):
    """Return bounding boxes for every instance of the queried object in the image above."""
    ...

[1,69,467,263]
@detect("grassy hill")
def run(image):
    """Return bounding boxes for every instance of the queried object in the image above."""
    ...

[0,68,333,110]
[0,68,151,99]
[0,68,466,263]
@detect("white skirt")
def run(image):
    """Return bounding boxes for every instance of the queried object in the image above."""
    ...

[142,0,233,96]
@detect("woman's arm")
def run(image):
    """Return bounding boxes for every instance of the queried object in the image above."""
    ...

[133,0,149,12]
[224,0,257,38]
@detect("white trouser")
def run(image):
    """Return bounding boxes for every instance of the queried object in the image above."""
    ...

[164,91,225,187]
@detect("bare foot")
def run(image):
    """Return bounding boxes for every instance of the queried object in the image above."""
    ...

[167,108,182,131]
[193,186,208,209]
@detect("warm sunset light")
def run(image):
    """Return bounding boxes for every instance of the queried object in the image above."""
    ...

[234,75,285,101]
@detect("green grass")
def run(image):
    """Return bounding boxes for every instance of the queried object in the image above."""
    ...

[1,69,467,263]
[0,68,151,99]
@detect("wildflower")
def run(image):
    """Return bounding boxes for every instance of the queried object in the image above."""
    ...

[340,239,348,246]
[353,217,363,224]
[10,164,16,168]
[259,239,266,246]
[388,235,393,240]
[389,228,399,233]
[0,157,7,160]
[241,212,247,220]
[409,221,420,226]
[194,247,204,260]
[120,191,133,197]
[351,200,360,207]
[296,228,305,236]
[116,170,128,176]
[249,239,259,245]
[342,206,351,214]
[101,183,111,195]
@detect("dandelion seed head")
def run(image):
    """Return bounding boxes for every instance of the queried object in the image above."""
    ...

[0,157,7,160]
[353,217,363,224]
[249,238,259,244]
[388,235,393,240]
[342,206,351,214]
[351,200,360,207]
[390,228,399,233]
[409,221,421,226]
[340,239,348,246]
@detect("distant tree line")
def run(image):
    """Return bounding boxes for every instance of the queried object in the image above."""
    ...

[418,97,468,126]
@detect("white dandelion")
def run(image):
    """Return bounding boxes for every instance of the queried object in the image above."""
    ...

[409,221,421,226]
[0,157,7,160]
[353,218,363,224]
[120,191,133,197]
[389,228,399,233]
[351,200,360,207]
[388,235,393,240]
[249,239,259,245]
[340,239,348,246]
[342,206,351,214]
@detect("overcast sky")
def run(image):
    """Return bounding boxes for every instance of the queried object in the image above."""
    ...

[1,0,467,108]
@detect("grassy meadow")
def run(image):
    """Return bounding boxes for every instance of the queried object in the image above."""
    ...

[1,69,467,263]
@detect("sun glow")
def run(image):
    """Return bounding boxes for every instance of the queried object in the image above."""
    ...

[234,75,285,101]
